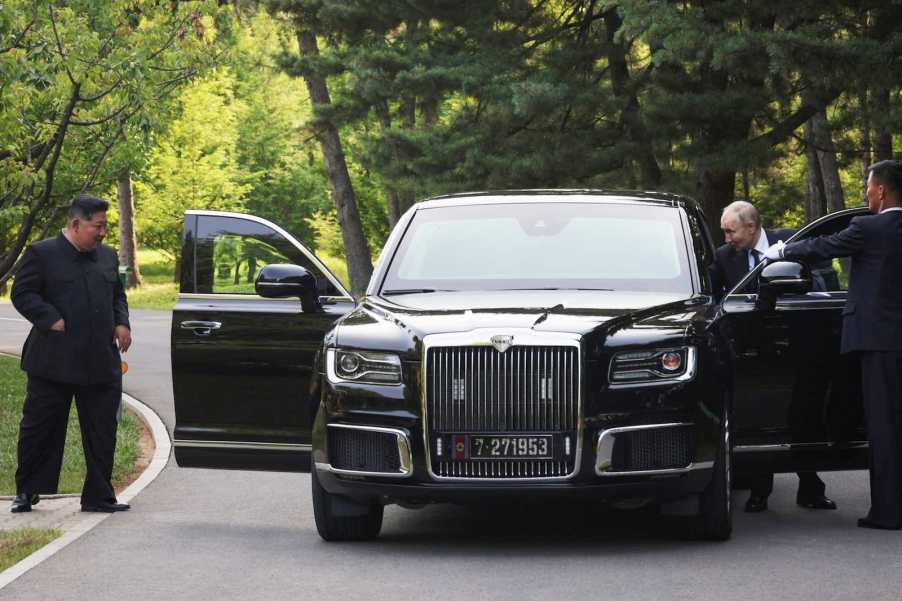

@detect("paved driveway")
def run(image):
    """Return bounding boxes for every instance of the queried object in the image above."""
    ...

[0,302,899,601]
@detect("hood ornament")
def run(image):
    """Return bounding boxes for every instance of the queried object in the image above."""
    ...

[490,335,514,353]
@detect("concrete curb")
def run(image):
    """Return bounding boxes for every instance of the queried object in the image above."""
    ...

[0,392,171,590]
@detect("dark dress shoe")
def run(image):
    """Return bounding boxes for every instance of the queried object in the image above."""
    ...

[81,501,130,513]
[10,493,40,513]
[797,494,837,510]
[857,518,902,530]
[745,495,768,513]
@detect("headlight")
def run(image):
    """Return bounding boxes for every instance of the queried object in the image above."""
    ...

[609,347,696,387]
[327,349,402,385]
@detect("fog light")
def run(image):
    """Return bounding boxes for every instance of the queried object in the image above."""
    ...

[661,352,682,372]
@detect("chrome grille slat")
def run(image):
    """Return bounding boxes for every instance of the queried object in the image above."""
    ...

[427,344,578,479]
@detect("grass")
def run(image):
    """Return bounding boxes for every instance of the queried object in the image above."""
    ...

[0,528,61,572]
[0,355,141,496]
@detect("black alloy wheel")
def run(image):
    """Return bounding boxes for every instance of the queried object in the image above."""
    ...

[697,411,733,541]
[311,468,384,541]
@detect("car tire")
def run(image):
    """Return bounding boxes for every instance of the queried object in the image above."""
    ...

[311,468,384,541]
[697,411,732,541]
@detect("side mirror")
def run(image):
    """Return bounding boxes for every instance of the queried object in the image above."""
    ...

[255,264,321,313]
[759,260,812,296]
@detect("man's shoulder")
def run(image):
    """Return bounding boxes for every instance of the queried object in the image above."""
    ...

[767,227,797,242]
[714,243,736,261]
[26,235,64,256]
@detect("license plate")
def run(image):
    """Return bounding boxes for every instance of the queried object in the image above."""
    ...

[468,435,553,459]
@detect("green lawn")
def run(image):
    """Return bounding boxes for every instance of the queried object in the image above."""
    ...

[0,528,61,572]
[0,355,141,495]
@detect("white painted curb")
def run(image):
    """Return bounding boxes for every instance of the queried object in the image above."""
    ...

[0,392,171,590]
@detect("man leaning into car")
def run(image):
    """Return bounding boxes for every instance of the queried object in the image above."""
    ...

[711,200,837,513]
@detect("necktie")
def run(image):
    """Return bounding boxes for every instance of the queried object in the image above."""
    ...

[750,249,761,270]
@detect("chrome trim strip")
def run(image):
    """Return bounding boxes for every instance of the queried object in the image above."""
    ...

[185,209,352,298]
[321,424,413,478]
[607,346,697,390]
[595,423,708,476]
[173,440,311,452]
[421,329,583,482]
[178,293,353,302]
[733,440,869,453]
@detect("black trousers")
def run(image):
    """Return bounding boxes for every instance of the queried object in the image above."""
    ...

[860,351,902,527]
[16,374,121,506]
[749,472,826,499]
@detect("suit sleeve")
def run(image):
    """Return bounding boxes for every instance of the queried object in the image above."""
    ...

[10,246,63,331]
[708,259,726,300]
[782,217,865,262]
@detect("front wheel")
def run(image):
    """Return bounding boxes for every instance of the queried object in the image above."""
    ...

[697,412,732,541]
[311,468,384,541]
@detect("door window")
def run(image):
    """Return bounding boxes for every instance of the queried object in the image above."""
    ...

[195,215,344,297]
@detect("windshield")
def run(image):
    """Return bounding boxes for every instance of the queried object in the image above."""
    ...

[381,202,693,294]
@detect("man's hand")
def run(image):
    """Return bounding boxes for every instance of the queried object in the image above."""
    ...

[764,240,785,261]
[115,325,132,353]
[50,319,65,332]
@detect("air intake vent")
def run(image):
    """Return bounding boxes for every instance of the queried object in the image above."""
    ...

[328,427,402,474]
[610,426,694,472]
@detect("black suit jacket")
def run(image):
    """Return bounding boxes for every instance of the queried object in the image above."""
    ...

[11,233,130,385]
[710,228,797,298]
[783,211,902,354]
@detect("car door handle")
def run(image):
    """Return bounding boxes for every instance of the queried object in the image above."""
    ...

[180,321,222,336]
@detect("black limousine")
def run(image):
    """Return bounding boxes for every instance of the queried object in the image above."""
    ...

[172,191,869,541]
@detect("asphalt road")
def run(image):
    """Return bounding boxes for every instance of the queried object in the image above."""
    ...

[1,301,901,601]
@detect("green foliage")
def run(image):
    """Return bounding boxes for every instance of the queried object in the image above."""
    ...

[0,1,233,279]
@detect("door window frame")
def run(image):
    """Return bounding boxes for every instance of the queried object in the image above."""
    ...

[184,210,353,302]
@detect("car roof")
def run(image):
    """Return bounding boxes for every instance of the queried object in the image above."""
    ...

[415,189,697,210]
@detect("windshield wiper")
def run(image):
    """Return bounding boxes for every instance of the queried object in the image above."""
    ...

[381,288,450,295]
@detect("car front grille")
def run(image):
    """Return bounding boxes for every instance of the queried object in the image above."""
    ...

[328,428,402,474]
[426,345,579,479]
[610,426,694,472]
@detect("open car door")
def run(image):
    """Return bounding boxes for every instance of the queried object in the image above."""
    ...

[172,211,355,472]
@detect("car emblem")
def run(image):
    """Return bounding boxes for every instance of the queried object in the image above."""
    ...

[490,335,514,353]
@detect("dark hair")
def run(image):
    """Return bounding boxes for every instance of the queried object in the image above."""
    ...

[868,160,902,198]
[68,194,109,221]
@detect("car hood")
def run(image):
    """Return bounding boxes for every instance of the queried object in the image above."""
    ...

[332,290,708,356]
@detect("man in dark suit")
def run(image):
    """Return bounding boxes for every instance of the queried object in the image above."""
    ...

[711,201,836,513]
[9,194,132,513]
[766,160,902,529]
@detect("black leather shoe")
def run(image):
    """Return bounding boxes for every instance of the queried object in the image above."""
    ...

[797,494,838,510]
[744,495,768,513]
[10,493,39,513]
[857,518,901,530]
[81,501,130,513]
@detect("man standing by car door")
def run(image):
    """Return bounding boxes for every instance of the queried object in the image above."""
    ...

[711,200,837,513]
[766,160,902,529]
[9,194,132,514]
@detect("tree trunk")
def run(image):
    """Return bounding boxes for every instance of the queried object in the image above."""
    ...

[602,8,662,189]
[117,168,143,288]
[809,111,845,213]
[696,168,736,244]
[296,29,373,296]
[873,85,893,161]
[804,119,827,221]
[859,91,872,198]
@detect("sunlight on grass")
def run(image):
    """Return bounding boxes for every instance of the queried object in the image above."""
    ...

[0,528,61,572]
